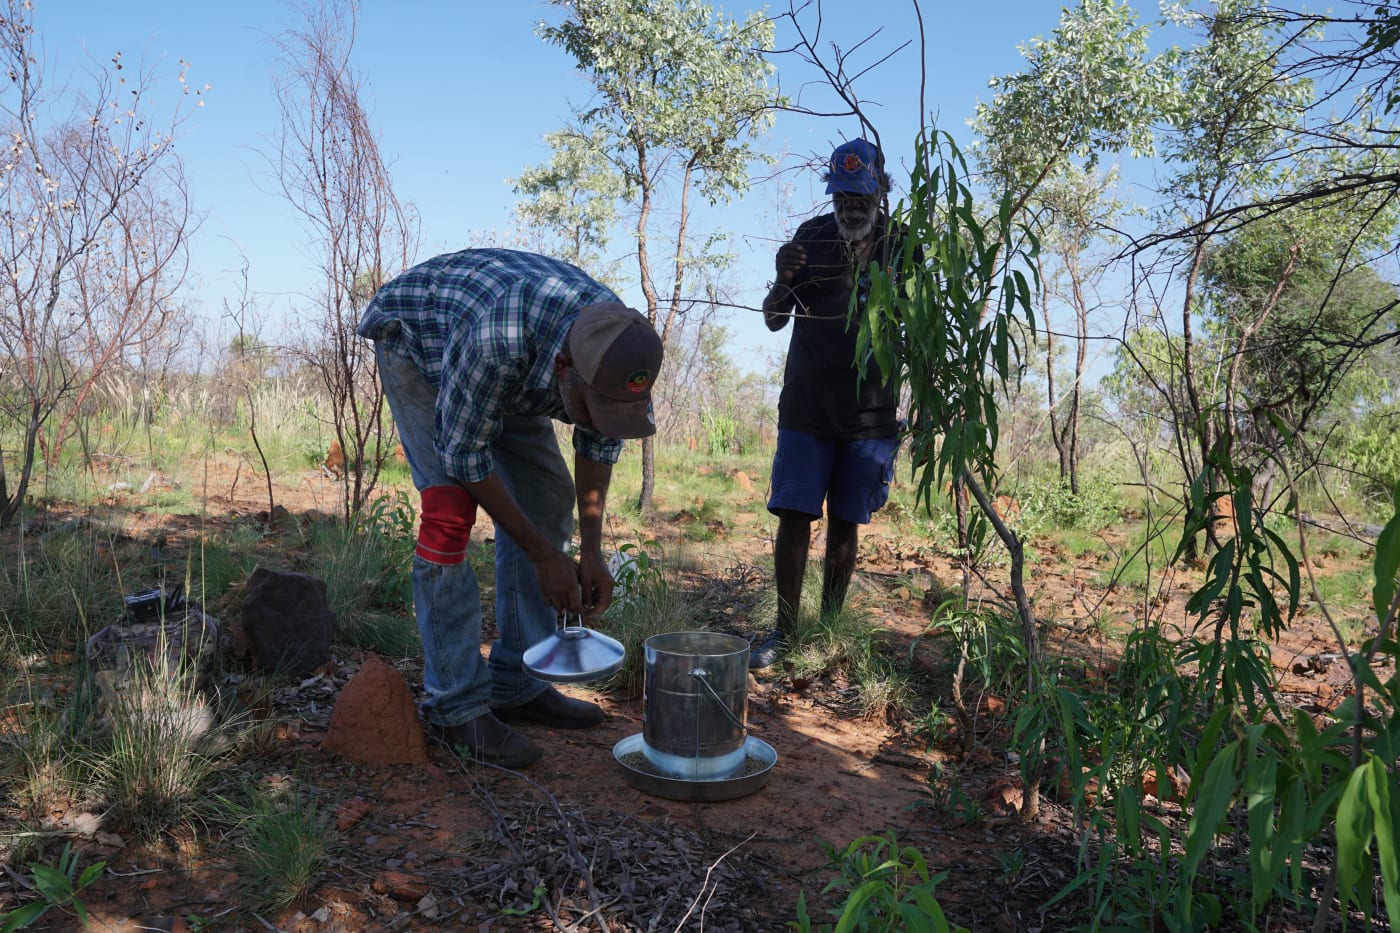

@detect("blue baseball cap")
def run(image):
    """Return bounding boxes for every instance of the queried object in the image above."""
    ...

[824,139,883,195]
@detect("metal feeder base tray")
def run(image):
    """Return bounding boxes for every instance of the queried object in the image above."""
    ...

[613,733,776,801]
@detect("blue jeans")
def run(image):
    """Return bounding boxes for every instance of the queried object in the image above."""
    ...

[376,344,575,726]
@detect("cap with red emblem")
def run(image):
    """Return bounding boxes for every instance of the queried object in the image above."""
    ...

[568,302,664,439]
[825,138,883,195]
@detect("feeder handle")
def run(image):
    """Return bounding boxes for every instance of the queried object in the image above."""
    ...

[692,668,749,735]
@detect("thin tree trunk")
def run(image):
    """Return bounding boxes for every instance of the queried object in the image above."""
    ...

[639,437,656,517]
[1040,254,1069,482]
[1179,236,1211,563]
[632,139,660,515]
[1067,263,1088,496]
[964,469,1041,820]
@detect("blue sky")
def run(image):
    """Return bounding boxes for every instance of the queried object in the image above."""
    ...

[47,0,1134,372]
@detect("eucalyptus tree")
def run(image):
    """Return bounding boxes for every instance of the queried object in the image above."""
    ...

[970,0,1168,226]
[511,126,627,279]
[968,0,1169,498]
[884,0,1163,595]
[532,0,777,513]
[1200,202,1399,507]
[1148,0,1400,242]
[1134,0,1400,557]
[1032,164,1131,494]
[775,3,1171,792]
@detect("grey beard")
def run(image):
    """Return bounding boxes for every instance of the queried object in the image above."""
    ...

[838,215,875,243]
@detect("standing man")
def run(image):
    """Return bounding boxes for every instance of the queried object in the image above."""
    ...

[358,249,663,767]
[752,138,903,670]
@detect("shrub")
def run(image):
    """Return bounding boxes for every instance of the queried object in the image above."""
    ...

[1341,414,1400,500]
[792,833,968,932]
[1013,476,1123,536]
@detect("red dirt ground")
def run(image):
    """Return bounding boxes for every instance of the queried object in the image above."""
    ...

[5,456,1380,932]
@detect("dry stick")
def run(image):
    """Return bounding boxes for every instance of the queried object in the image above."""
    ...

[244,384,277,521]
[951,635,974,758]
[248,913,289,932]
[697,871,726,931]
[227,458,242,501]
[481,795,579,932]
[459,770,556,922]
[672,833,757,933]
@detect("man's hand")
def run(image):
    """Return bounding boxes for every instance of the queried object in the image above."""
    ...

[533,547,585,615]
[578,547,615,620]
[775,241,807,284]
[765,240,807,332]
[530,542,614,619]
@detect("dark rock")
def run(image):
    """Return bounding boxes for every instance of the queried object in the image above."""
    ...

[241,567,337,675]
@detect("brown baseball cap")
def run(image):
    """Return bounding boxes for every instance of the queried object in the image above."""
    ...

[568,302,663,439]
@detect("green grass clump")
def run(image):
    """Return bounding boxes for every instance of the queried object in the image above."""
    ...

[90,658,235,842]
[0,521,129,652]
[785,606,881,681]
[1,683,91,832]
[226,780,331,915]
[1050,527,1109,560]
[1092,521,1177,594]
[770,583,915,721]
[186,525,264,605]
[854,661,915,722]
[598,542,699,697]
[300,492,419,656]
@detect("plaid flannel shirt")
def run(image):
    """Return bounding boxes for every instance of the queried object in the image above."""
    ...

[357,249,624,483]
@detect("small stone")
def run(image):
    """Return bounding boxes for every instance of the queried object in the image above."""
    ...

[374,870,430,902]
[980,778,1023,818]
[335,797,373,831]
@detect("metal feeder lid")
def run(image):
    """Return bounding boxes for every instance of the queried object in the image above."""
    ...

[522,624,625,684]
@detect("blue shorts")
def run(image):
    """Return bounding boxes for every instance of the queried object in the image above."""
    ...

[767,429,900,524]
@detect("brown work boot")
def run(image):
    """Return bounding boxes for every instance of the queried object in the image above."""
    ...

[425,712,542,768]
[493,686,605,729]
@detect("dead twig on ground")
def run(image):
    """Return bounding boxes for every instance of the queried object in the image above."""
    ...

[673,832,756,932]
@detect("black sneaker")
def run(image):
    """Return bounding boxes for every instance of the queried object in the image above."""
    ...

[748,630,787,670]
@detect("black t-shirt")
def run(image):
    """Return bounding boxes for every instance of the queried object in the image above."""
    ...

[775,213,901,440]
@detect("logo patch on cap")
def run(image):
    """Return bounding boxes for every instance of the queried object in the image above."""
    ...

[626,370,651,394]
[843,153,863,171]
